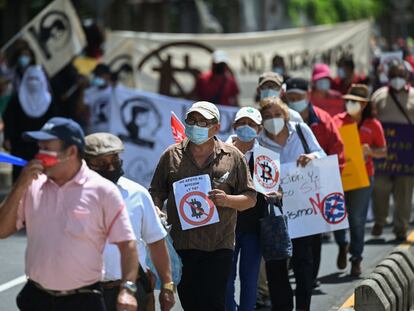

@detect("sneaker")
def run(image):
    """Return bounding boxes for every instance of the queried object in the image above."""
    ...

[371,224,383,236]
[337,244,349,270]
[350,260,362,277]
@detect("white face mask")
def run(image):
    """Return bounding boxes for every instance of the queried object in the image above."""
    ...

[345,101,361,116]
[263,118,285,135]
[390,77,406,91]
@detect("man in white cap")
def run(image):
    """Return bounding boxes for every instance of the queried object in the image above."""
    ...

[84,133,175,311]
[150,101,257,311]
[194,50,240,106]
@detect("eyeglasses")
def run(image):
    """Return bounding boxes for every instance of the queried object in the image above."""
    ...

[185,118,217,128]
[88,158,123,171]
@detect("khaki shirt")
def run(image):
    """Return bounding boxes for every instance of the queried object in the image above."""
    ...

[149,138,256,251]
[371,86,414,124]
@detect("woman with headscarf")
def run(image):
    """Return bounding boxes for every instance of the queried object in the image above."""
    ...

[3,65,57,181]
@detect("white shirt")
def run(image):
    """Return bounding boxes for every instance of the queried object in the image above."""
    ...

[103,177,167,280]
[258,121,326,164]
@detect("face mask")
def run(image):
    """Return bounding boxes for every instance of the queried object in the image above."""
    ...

[260,89,280,100]
[338,68,346,79]
[96,167,124,184]
[91,77,107,88]
[390,77,406,91]
[379,72,388,84]
[315,78,331,91]
[263,118,285,135]
[273,67,284,75]
[18,55,31,68]
[185,124,211,145]
[345,101,361,116]
[213,63,226,75]
[27,78,41,92]
[35,150,60,168]
[288,99,308,113]
[235,125,258,142]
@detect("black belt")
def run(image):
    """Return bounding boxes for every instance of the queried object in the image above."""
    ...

[28,280,103,297]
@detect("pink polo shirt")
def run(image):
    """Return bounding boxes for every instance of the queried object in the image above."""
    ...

[16,161,136,291]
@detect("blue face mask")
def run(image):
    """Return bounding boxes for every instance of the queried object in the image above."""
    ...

[338,67,346,79]
[273,67,284,76]
[289,99,308,113]
[91,77,107,88]
[185,124,211,145]
[260,88,280,100]
[315,78,331,91]
[235,125,258,142]
[18,55,31,68]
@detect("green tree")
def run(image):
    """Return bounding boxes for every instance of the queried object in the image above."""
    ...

[288,0,386,26]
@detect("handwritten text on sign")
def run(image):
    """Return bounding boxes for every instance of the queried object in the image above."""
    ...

[173,174,219,230]
[375,123,414,176]
[281,155,348,239]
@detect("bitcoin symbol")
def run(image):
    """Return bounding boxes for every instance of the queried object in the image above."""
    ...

[260,161,273,183]
[189,198,204,219]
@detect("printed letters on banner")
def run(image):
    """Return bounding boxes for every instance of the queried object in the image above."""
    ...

[173,174,220,230]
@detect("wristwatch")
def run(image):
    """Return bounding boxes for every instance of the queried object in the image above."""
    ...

[162,281,176,293]
[121,281,137,294]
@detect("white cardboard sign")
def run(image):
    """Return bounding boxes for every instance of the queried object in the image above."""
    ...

[253,145,281,194]
[281,155,349,239]
[173,174,219,230]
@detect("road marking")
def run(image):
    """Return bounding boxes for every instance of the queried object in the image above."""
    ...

[338,229,414,310]
[0,275,26,293]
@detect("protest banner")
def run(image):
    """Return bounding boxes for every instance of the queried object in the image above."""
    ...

[281,155,348,239]
[338,123,370,191]
[104,20,371,106]
[173,174,219,230]
[108,86,239,188]
[2,0,86,77]
[375,123,414,176]
[253,145,281,194]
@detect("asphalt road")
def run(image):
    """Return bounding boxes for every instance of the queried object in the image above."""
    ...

[0,221,412,311]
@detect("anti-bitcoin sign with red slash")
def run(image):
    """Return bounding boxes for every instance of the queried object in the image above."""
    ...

[253,145,281,194]
[173,174,220,230]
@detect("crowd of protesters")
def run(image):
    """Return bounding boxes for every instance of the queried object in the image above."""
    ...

[0,28,413,311]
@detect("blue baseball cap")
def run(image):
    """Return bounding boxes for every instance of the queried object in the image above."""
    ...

[23,117,85,151]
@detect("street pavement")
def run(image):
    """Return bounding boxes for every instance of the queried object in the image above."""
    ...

[1,222,412,311]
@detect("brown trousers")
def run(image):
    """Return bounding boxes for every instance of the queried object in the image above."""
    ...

[372,175,414,235]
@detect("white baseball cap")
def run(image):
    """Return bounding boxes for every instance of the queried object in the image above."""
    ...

[234,107,262,125]
[212,50,229,64]
[186,101,220,121]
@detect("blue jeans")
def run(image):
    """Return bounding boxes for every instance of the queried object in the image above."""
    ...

[226,231,262,311]
[334,176,374,261]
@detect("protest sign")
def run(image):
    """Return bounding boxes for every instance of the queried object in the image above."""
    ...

[108,86,238,188]
[253,145,281,194]
[338,123,370,191]
[173,174,219,230]
[281,155,348,239]
[2,0,86,77]
[104,20,371,106]
[375,123,414,175]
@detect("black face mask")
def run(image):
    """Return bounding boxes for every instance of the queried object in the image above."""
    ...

[96,167,124,184]
[213,63,226,75]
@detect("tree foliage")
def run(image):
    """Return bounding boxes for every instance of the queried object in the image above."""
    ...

[288,0,386,26]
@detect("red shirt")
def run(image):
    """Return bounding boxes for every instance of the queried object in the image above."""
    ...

[308,105,345,172]
[195,70,239,106]
[310,89,345,117]
[333,112,386,176]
